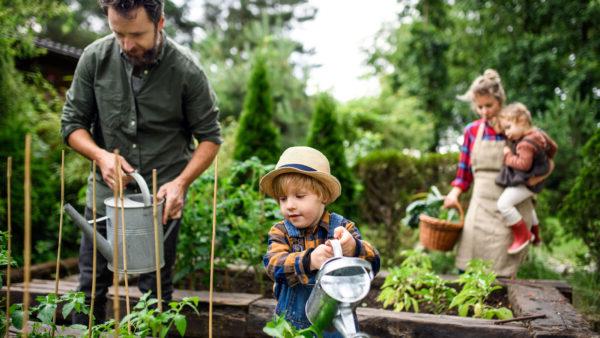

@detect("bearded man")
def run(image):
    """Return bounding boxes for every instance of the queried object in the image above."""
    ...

[61,0,221,323]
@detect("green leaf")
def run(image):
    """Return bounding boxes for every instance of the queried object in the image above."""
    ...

[62,302,75,319]
[36,303,57,324]
[173,313,187,336]
[10,305,23,330]
[458,304,469,317]
[494,307,514,320]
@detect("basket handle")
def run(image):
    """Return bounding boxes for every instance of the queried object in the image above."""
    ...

[444,197,465,223]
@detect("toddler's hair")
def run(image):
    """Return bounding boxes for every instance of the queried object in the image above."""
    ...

[458,69,506,110]
[271,173,332,204]
[499,102,533,126]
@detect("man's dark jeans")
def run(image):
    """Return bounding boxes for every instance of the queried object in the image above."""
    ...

[72,207,181,324]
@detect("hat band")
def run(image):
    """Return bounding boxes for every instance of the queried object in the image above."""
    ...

[280,163,317,172]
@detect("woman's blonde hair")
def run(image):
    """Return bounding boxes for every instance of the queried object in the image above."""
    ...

[499,102,532,126]
[458,69,506,110]
[271,173,332,204]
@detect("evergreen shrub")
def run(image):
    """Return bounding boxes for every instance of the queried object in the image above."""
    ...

[233,53,281,164]
[307,93,356,217]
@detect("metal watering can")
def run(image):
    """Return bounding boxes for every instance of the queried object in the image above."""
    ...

[64,172,177,274]
[305,240,373,338]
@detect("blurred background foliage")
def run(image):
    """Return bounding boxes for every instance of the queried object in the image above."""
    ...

[0,0,598,321]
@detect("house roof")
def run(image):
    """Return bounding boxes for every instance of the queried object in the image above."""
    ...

[34,38,83,59]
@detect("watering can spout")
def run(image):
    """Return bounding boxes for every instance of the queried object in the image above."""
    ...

[64,203,113,262]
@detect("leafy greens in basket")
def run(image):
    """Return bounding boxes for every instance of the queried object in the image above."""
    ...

[402,186,460,228]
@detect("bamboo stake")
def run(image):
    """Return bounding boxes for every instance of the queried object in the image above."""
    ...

[152,169,162,312]
[22,134,31,337]
[51,150,65,337]
[5,156,12,338]
[88,161,98,337]
[112,151,120,338]
[208,156,218,338]
[117,167,131,334]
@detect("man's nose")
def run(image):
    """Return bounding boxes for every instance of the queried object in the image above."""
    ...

[122,37,134,51]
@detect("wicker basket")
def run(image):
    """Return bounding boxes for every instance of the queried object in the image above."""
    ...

[419,202,465,251]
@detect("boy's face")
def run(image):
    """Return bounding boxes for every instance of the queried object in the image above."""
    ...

[278,188,325,229]
[501,118,529,141]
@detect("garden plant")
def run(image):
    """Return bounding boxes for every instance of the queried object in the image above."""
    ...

[378,250,513,319]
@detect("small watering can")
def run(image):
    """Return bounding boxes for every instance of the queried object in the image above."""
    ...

[64,172,177,274]
[305,240,373,338]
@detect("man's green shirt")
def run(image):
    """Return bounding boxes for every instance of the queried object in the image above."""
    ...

[61,33,222,189]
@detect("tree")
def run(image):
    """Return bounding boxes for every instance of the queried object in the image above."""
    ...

[233,53,281,164]
[42,0,203,48]
[367,0,452,151]
[200,0,316,61]
[307,93,356,217]
[196,19,313,146]
[0,0,81,263]
[560,128,600,274]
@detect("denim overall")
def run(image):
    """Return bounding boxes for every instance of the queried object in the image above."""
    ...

[274,213,345,337]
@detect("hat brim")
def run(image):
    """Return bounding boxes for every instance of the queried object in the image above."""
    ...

[260,167,341,203]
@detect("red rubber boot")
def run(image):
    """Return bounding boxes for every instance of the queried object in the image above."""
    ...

[531,224,541,246]
[507,219,532,254]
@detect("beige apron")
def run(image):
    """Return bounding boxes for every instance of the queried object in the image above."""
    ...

[455,122,533,277]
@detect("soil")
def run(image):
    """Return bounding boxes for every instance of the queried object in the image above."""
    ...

[359,284,511,316]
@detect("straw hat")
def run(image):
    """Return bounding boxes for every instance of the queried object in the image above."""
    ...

[260,146,341,203]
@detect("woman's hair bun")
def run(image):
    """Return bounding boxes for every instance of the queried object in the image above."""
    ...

[483,69,501,83]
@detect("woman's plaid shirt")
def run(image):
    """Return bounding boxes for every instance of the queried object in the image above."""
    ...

[263,211,380,287]
[451,118,505,192]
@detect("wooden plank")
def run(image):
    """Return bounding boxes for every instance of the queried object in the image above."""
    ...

[508,284,596,337]
[247,298,530,338]
[9,257,79,283]
[247,298,277,337]
[106,286,263,307]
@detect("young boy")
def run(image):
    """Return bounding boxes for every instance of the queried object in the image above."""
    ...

[496,103,557,254]
[261,146,380,333]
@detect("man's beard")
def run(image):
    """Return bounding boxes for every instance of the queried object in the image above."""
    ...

[125,30,161,66]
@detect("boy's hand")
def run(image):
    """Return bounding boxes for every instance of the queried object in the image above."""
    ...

[333,227,357,257]
[310,244,333,271]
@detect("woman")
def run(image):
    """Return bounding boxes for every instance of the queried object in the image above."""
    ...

[443,69,535,277]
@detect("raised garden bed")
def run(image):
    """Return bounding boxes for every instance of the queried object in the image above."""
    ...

[3,260,595,337]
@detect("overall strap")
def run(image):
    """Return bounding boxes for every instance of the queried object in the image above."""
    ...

[283,219,302,238]
[476,121,486,142]
[327,212,345,239]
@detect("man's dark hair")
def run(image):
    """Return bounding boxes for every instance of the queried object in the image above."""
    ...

[99,0,164,25]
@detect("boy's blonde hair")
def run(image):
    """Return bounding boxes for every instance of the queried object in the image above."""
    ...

[499,102,532,127]
[271,173,333,204]
[458,69,506,111]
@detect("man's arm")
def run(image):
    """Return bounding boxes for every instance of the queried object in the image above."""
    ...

[157,140,220,224]
[67,129,135,190]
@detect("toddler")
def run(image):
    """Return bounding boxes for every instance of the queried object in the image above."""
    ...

[496,103,557,254]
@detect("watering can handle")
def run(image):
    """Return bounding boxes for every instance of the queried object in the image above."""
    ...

[163,219,178,241]
[330,239,343,258]
[127,171,152,206]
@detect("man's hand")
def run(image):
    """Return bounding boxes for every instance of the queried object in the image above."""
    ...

[503,146,511,156]
[96,149,135,191]
[157,179,186,224]
[310,244,333,270]
[333,227,357,257]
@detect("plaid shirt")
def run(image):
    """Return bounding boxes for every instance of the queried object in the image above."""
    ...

[451,119,505,192]
[263,211,380,287]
